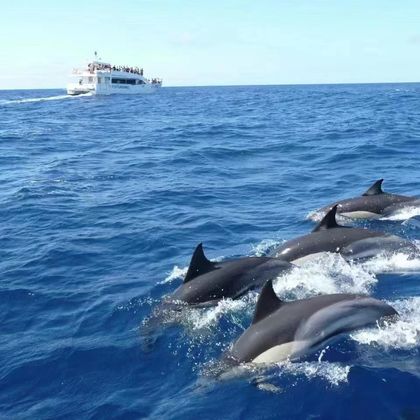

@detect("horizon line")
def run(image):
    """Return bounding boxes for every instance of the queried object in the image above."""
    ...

[0,80,419,91]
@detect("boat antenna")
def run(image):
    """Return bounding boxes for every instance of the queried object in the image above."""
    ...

[94,51,103,61]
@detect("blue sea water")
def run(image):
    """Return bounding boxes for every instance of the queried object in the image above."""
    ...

[0,84,419,419]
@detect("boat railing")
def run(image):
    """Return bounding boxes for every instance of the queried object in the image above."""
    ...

[71,67,162,83]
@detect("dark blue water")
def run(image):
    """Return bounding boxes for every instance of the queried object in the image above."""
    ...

[0,84,419,419]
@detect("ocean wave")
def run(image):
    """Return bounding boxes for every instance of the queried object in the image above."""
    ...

[1,84,419,418]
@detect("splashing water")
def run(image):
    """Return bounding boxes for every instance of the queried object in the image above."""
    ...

[351,297,420,350]
[162,265,188,284]
[185,296,255,331]
[359,249,420,274]
[273,253,377,299]
[279,360,351,386]
[251,239,282,256]
[381,205,420,221]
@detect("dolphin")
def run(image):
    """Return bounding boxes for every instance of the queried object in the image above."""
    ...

[314,179,417,220]
[340,236,419,262]
[166,243,293,306]
[142,244,292,349]
[227,280,398,364]
[380,198,420,219]
[270,205,414,264]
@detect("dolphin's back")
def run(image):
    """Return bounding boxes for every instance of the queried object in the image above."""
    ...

[230,293,397,364]
[381,198,420,217]
[341,235,419,261]
[230,294,359,362]
[271,227,384,262]
[170,257,291,305]
[333,193,412,215]
[293,297,397,355]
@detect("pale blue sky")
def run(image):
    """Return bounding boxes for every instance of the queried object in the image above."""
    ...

[1,0,420,88]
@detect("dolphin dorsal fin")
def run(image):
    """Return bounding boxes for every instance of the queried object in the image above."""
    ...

[183,243,217,283]
[252,280,284,324]
[312,205,340,232]
[363,179,384,196]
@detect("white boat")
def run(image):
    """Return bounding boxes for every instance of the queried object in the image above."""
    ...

[67,56,162,96]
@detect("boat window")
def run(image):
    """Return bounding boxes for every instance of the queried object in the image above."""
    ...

[136,80,146,85]
[111,78,137,85]
[97,77,102,84]
[88,77,93,83]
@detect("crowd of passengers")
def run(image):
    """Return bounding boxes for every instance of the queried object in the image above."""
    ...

[112,65,144,75]
[88,62,144,75]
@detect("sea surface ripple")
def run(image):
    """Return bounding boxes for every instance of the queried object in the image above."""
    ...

[0,84,419,419]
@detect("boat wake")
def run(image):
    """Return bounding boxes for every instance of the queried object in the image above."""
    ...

[0,92,92,105]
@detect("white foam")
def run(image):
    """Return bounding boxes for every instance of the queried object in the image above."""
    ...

[273,253,377,299]
[0,92,92,105]
[351,297,420,350]
[209,357,351,387]
[280,360,351,386]
[251,239,281,256]
[381,206,420,221]
[359,247,420,273]
[306,210,356,224]
[306,210,323,222]
[181,294,257,332]
[234,359,351,387]
[190,298,251,330]
[161,265,188,284]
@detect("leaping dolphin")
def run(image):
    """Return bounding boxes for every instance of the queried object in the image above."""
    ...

[270,205,417,264]
[167,243,293,306]
[314,179,417,220]
[227,280,398,364]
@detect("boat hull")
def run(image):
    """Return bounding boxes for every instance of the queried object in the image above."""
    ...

[67,82,161,96]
